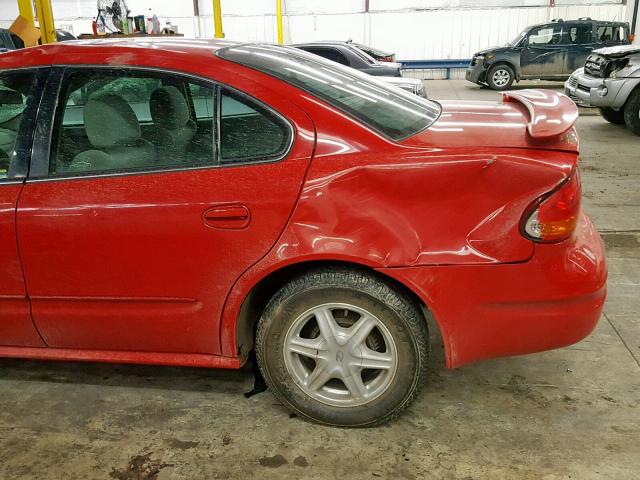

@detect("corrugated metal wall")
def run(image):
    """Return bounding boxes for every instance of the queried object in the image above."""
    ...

[0,0,629,70]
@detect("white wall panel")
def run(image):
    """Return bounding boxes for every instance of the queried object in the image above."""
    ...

[0,0,630,58]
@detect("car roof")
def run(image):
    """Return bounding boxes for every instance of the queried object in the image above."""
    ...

[526,18,628,30]
[0,37,242,67]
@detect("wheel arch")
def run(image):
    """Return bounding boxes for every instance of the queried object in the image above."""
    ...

[229,259,444,365]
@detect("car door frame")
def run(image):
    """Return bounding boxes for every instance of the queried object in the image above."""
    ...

[0,66,49,347]
[563,22,598,75]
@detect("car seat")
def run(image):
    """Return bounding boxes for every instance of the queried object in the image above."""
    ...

[149,86,196,163]
[69,94,155,172]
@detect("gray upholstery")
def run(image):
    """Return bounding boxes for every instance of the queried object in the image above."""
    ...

[84,94,141,148]
[149,86,196,162]
[69,94,155,172]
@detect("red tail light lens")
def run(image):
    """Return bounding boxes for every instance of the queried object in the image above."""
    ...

[522,170,581,243]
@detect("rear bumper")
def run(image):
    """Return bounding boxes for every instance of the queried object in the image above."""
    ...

[380,212,607,369]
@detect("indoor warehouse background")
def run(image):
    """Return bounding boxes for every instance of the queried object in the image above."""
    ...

[1,0,638,64]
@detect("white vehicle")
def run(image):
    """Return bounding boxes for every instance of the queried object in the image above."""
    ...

[565,45,640,135]
[377,76,428,98]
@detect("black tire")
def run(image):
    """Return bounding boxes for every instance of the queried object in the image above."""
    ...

[255,267,429,427]
[486,64,515,91]
[599,107,625,125]
[623,89,640,136]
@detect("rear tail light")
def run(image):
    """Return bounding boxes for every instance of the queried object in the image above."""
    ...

[522,170,581,243]
[630,33,635,43]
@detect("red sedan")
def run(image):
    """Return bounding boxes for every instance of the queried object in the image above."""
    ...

[0,39,606,426]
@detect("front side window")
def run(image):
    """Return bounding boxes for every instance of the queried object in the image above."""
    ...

[218,44,441,141]
[528,25,563,46]
[51,69,216,176]
[0,70,36,179]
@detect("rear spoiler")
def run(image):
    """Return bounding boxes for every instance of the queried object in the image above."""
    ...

[501,89,578,139]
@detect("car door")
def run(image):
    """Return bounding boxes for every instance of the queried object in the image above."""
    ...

[520,23,566,77]
[565,23,597,74]
[16,66,314,354]
[0,69,45,347]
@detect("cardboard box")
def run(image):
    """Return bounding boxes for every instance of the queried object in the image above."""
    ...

[9,15,41,48]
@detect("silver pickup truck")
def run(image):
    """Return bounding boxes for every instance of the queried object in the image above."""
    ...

[565,45,640,135]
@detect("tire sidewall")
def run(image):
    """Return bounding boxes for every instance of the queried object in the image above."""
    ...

[624,89,640,135]
[258,285,423,427]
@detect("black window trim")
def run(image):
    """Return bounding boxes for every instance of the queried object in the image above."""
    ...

[0,66,50,183]
[27,64,296,183]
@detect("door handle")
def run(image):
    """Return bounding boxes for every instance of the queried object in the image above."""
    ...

[203,204,251,229]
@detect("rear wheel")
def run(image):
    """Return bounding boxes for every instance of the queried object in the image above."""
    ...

[255,268,429,427]
[487,64,514,91]
[623,89,640,136]
[599,107,625,125]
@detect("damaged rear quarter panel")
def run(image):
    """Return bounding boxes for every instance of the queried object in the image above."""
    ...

[276,147,575,267]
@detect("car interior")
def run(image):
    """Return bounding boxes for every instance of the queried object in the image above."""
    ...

[52,71,290,176]
[0,75,33,178]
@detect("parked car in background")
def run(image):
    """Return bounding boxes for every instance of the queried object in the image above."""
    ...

[346,39,396,62]
[565,45,640,135]
[467,18,631,90]
[0,28,77,51]
[0,39,606,427]
[293,41,402,77]
[377,76,427,97]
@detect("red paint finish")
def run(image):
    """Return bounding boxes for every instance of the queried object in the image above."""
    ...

[381,212,607,368]
[0,40,606,371]
[0,183,43,347]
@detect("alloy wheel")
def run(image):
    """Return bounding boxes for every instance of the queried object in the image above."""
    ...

[283,303,398,407]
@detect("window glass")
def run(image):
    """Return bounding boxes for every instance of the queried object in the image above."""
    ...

[304,47,350,66]
[0,71,35,179]
[528,25,563,45]
[218,45,441,141]
[51,70,215,176]
[219,88,290,163]
[189,83,214,119]
[568,25,593,44]
[597,25,627,44]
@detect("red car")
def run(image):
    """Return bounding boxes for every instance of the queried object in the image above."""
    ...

[0,39,606,427]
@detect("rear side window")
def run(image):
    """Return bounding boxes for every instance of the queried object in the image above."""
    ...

[568,25,593,44]
[302,47,350,66]
[47,68,292,178]
[218,44,441,141]
[597,25,627,44]
[50,69,216,176]
[0,71,36,178]
[219,88,290,163]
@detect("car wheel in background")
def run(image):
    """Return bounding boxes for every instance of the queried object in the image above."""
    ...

[256,267,429,427]
[599,107,625,125]
[623,89,640,136]
[487,64,515,91]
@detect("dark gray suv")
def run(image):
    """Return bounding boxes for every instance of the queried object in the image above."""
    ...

[293,41,402,77]
[466,18,630,90]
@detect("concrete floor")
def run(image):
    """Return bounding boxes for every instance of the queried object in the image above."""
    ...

[1,80,639,480]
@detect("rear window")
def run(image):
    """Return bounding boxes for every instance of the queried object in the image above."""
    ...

[217,44,440,141]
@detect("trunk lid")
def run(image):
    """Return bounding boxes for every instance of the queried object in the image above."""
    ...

[404,89,579,152]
